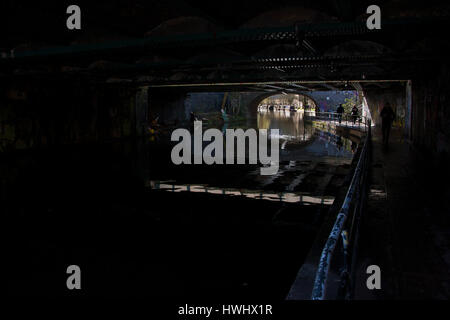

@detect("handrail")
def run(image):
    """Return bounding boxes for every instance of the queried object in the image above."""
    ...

[304,111,371,131]
[311,119,371,300]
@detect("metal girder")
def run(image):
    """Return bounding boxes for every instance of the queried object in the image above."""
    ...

[148,80,408,89]
[302,40,317,55]
[2,19,405,63]
[288,83,311,90]
[263,84,288,90]
[255,84,278,92]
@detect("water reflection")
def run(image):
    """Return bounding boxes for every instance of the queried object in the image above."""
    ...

[145,109,357,193]
[148,180,335,205]
[257,110,313,142]
[312,129,355,157]
[257,110,355,159]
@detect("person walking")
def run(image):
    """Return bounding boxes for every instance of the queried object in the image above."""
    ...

[380,102,395,146]
[336,104,344,124]
[351,105,359,124]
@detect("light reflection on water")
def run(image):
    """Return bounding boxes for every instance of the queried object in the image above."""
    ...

[147,110,357,193]
[148,181,335,205]
[257,110,313,142]
[257,110,355,157]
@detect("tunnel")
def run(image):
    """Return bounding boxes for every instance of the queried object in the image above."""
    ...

[1,0,450,303]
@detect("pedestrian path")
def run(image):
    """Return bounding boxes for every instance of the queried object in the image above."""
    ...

[354,127,450,299]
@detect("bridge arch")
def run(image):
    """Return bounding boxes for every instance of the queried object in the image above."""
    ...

[246,91,319,118]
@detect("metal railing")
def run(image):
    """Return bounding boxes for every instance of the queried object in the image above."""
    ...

[310,119,371,300]
[304,111,371,131]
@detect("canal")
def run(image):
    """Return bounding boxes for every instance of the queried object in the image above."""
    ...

[4,108,359,298]
[142,109,358,299]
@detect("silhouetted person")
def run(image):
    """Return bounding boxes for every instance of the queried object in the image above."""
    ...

[189,112,199,132]
[380,103,395,145]
[351,106,358,124]
[190,112,198,123]
[336,136,343,150]
[336,104,344,124]
[220,107,229,122]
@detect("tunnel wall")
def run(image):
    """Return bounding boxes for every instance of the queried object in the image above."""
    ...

[411,67,450,166]
[0,80,139,152]
[363,68,450,169]
[364,87,407,128]
[185,92,226,115]
[148,90,187,124]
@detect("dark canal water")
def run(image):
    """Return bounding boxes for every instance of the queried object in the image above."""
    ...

[4,109,358,298]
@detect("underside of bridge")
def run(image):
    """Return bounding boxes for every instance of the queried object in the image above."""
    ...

[2,1,448,152]
[2,0,450,303]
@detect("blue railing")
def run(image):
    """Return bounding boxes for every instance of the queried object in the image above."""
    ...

[310,119,371,300]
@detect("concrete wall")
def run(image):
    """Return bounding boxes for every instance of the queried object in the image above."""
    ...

[148,90,187,124]
[362,67,450,170]
[185,92,225,115]
[364,87,407,127]
[411,68,450,165]
[0,80,138,152]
